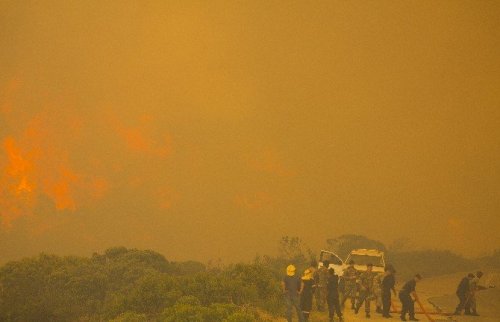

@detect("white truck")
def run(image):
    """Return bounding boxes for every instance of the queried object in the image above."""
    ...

[318,248,386,275]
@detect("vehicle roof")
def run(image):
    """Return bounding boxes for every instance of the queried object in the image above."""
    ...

[349,249,384,256]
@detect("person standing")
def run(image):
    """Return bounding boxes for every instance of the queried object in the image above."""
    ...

[355,263,377,318]
[399,274,422,321]
[381,265,396,318]
[327,268,344,322]
[453,273,474,315]
[341,260,358,310]
[300,269,315,321]
[316,260,330,311]
[282,264,305,322]
[308,260,319,311]
[466,271,486,316]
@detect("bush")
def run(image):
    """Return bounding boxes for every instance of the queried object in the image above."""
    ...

[160,297,241,322]
[110,311,148,322]
[224,312,255,322]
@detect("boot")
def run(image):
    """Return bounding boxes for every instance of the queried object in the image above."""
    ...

[471,310,480,316]
[376,306,383,314]
[409,316,419,321]
[366,312,371,318]
[400,315,407,321]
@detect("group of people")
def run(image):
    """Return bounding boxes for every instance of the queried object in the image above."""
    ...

[282,260,423,322]
[282,263,343,322]
[454,271,486,316]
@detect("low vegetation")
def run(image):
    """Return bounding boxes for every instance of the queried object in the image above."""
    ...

[0,235,495,321]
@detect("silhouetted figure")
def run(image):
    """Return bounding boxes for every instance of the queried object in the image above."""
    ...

[316,260,330,311]
[465,271,487,316]
[282,264,305,322]
[381,265,396,318]
[327,268,343,322]
[399,274,422,321]
[300,269,315,321]
[454,273,474,315]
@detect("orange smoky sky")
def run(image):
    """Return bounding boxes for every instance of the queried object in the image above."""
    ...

[1,1,499,263]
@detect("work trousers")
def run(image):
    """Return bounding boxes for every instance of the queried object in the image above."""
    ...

[327,296,343,321]
[382,290,392,316]
[357,289,373,313]
[399,292,415,318]
[374,286,382,309]
[341,282,357,308]
[285,294,304,322]
[454,293,468,314]
[315,285,326,310]
[465,292,477,313]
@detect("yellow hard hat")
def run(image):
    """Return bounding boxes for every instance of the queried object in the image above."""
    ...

[302,268,313,280]
[286,264,296,276]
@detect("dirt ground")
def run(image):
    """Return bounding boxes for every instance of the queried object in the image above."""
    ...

[273,270,500,322]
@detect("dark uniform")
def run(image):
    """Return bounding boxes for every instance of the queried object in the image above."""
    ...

[327,270,343,322]
[454,274,472,315]
[283,274,304,322]
[300,278,315,321]
[399,279,417,321]
[466,272,486,316]
[381,272,395,317]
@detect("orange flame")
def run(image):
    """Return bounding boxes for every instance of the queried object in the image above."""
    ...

[0,102,111,227]
[43,166,79,211]
[4,137,33,178]
[107,112,173,158]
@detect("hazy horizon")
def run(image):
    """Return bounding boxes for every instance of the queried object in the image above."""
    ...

[1,1,499,264]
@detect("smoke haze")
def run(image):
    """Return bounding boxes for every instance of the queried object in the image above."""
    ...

[1,1,499,263]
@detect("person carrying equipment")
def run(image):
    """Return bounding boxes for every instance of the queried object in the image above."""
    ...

[466,271,489,316]
[453,273,474,315]
[399,274,422,321]
[381,265,397,318]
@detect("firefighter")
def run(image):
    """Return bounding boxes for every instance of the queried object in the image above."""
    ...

[399,274,422,321]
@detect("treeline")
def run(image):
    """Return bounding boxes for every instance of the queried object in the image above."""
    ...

[1,236,497,321]
[0,247,283,322]
[324,234,498,280]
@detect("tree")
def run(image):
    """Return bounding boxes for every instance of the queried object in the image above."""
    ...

[278,236,313,264]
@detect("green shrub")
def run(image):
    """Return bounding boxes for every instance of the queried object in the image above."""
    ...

[109,311,148,322]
